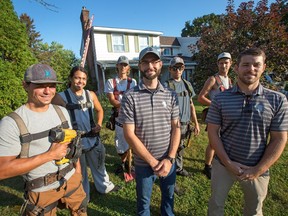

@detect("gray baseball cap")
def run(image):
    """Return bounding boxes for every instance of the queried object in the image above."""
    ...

[117,56,129,65]
[24,64,63,84]
[169,57,184,66]
[139,47,160,61]
[217,52,231,61]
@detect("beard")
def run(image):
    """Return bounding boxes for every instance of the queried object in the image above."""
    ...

[141,68,161,80]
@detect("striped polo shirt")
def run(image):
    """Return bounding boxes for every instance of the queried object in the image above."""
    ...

[119,81,180,166]
[206,84,288,166]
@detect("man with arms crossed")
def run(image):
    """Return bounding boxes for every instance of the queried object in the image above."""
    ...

[120,47,181,216]
[207,48,288,215]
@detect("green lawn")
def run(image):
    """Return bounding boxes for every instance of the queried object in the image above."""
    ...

[0,102,287,215]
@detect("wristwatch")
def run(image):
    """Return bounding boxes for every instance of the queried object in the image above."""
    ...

[166,156,175,164]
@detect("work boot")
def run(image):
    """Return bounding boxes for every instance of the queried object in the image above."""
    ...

[114,163,125,175]
[109,185,122,193]
[203,164,212,179]
[176,169,191,177]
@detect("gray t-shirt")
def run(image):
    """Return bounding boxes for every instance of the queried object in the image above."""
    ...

[164,79,192,123]
[0,104,74,192]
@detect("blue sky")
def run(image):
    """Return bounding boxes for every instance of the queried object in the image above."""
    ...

[12,0,275,58]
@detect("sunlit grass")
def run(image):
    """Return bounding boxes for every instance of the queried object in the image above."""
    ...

[0,100,287,215]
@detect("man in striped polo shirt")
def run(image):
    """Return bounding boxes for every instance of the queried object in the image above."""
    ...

[120,47,181,216]
[206,48,288,215]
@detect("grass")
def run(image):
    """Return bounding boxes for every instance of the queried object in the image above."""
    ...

[0,100,287,215]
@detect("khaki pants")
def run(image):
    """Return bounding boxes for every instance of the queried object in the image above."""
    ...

[208,159,269,216]
[25,172,87,216]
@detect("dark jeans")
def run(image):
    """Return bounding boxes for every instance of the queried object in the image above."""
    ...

[135,164,176,216]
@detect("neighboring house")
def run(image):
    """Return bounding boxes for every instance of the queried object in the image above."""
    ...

[80,7,199,93]
[159,36,199,85]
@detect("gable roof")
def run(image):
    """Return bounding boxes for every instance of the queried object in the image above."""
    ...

[160,36,180,47]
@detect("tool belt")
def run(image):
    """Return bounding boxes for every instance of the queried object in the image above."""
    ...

[25,163,74,191]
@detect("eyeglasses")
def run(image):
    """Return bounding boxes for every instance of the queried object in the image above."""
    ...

[140,59,161,67]
[171,66,184,71]
[242,95,253,113]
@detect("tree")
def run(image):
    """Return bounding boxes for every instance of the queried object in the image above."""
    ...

[181,13,223,37]
[36,41,80,92]
[0,0,36,119]
[189,0,288,92]
[0,0,79,118]
[20,13,42,56]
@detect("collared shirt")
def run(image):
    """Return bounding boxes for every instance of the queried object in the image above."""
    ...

[119,81,179,166]
[206,84,288,166]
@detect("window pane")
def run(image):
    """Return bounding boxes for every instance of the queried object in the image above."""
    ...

[163,48,171,56]
[112,34,125,52]
[139,36,148,51]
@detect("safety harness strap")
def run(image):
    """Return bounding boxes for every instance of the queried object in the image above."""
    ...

[8,105,68,159]
[64,90,78,130]
[113,77,132,101]
[64,89,95,130]
[214,74,232,92]
[8,112,30,158]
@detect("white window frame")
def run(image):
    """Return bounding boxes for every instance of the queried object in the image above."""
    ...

[139,36,149,51]
[112,34,125,52]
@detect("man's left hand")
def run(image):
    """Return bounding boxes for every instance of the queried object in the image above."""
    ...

[153,159,172,177]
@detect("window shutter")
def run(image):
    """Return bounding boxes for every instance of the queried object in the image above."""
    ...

[124,35,129,52]
[149,36,153,46]
[106,34,112,52]
[134,36,139,52]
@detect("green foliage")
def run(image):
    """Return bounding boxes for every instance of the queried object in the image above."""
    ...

[0,101,287,215]
[36,42,80,92]
[0,0,36,119]
[0,61,28,118]
[0,0,80,118]
[19,13,43,55]
[181,13,223,37]
[184,0,288,92]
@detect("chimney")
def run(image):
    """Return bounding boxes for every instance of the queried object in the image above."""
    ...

[80,6,90,32]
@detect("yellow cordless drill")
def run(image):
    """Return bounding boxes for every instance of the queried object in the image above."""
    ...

[49,128,78,165]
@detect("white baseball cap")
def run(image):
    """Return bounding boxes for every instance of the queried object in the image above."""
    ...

[217,52,231,61]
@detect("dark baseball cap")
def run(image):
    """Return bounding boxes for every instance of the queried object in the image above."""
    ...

[139,47,160,61]
[117,56,129,65]
[169,57,184,66]
[24,64,63,84]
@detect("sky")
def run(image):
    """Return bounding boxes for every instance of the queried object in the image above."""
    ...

[12,0,276,58]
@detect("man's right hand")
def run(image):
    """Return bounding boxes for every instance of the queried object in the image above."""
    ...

[48,142,70,160]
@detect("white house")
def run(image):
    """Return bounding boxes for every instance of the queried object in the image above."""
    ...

[80,7,199,93]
